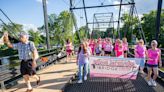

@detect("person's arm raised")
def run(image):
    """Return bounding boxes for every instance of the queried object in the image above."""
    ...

[3,32,13,48]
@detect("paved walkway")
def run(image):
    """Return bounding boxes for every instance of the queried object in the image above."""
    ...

[7,58,77,92]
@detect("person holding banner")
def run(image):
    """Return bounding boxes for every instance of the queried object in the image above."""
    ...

[115,39,124,58]
[146,40,162,86]
[104,38,113,56]
[123,37,128,58]
[134,39,147,74]
[77,42,90,83]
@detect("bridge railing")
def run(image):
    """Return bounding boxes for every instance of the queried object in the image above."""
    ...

[0,47,66,88]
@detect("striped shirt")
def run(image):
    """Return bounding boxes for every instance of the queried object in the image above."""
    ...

[13,41,36,60]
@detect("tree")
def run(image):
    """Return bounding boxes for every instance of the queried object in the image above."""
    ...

[141,10,164,47]
[39,11,74,46]
[0,23,23,39]
[120,13,139,42]
[28,29,43,46]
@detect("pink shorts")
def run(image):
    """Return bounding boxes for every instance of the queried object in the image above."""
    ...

[66,49,72,55]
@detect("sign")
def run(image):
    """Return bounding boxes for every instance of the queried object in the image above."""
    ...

[89,56,141,80]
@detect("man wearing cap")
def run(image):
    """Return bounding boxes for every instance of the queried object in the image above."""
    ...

[3,32,40,92]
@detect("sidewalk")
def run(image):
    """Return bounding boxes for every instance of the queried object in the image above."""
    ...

[7,58,77,92]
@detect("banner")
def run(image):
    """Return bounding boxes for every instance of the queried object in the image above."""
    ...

[89,56,141,80]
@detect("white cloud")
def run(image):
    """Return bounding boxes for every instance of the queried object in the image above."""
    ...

[23,24,39,33]
[36,0,48,4]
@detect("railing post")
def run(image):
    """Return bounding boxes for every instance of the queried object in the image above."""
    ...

[1,82,5,92]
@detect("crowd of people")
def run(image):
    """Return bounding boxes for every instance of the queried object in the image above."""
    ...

[65,38,162,87]
[0,32,162,91]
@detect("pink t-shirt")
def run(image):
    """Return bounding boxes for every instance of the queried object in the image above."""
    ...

[135,45,146,58]
[104,43,113,51]
[123,42,128,51]
[102,41,106,49]
[147,48,161,65]
[66,43,72,50]
[115,46,123,57]
[89,42,95,54]
[114,42,119,51]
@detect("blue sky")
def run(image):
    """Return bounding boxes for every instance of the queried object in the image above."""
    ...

[0,0,164,31]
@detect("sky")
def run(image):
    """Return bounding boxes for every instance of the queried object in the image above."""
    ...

[0,0,164,32]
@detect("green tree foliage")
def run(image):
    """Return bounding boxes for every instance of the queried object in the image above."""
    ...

[141,10,164,47]
[120,13,139,42]
[40,11,74,46]
[0,23,23,39]
[28,29,43,46]
[74,26,90,44]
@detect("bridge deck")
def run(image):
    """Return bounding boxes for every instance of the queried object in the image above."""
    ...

[7,58,77,92]
[6,57,164,92]
[64,74,164,92]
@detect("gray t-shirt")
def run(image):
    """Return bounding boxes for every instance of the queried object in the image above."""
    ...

[13,41,36,60]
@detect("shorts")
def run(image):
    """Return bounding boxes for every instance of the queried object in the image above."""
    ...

[20,59,36,76]
[96,53,101,55]
[139,58,145,67]
[146,64,158,68]
[105,51,112,55]
[66,50,72,55]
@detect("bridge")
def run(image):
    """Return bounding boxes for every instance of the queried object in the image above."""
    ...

[0,0,164,92]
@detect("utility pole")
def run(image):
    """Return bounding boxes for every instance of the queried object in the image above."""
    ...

[155,0,162,42]
[42,0,50,50]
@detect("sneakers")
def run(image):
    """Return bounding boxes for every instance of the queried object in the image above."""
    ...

[84,76,87,81]
[147,80,152,86]
[36,76,41,86]
[151,80,157,86]
[77,80,83,83]
[147,79,157,87]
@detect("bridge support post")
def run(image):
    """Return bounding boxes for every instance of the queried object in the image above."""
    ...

[155,0,162,42]
[42,0,50,50]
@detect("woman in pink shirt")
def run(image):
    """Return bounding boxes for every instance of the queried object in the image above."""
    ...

[66,39,73,63]
[115,39,124,58]
[104,38,113,56]
[89,39,95,55]
[123,37,128,58]
[134,39,147,74]
[114,38,119,52]
[146,40,162,86]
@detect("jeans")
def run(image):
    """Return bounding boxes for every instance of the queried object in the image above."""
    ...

[140,58,145,68]
[78,63,88,80]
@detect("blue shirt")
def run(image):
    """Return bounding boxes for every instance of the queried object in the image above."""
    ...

[13,41,36,60]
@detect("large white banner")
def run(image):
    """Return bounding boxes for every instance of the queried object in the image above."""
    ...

[89,56,141,80]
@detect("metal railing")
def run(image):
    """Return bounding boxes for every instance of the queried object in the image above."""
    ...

[0,47,67,89]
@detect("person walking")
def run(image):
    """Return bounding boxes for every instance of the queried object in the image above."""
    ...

[77,42,90,83]
[146,40,162,86]
[3,32,40,92]
[134,39,147,74]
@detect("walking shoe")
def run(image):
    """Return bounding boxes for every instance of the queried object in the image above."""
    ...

[77,80,83,83]
[26,88,33,92]
[36,76,41,85]
[84,76,87,81]
[147,80,152,86]
[151,80,157,87]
